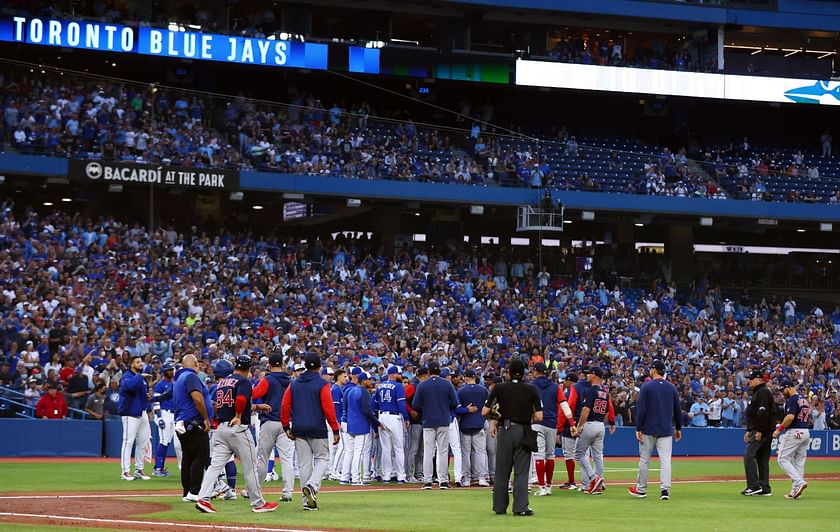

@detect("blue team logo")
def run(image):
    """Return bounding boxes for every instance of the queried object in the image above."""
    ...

[783,80,840,104]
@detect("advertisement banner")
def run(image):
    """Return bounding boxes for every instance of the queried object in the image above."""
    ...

[515,59,840,106]
[0,16,328,70]
[68,160,239,191]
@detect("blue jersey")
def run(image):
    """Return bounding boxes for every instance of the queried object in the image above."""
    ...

[173,368,211,423]
[331,383,343,421]
[373,380,408,418]
[153,379,175,412]
[784,394,811,429]
[580,383,610,423]
[118,371,149,417]
[213,374,252,424]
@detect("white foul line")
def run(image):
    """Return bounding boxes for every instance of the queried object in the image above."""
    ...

[0,512,321,532]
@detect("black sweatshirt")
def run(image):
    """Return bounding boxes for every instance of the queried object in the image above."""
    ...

[746,383,776,434]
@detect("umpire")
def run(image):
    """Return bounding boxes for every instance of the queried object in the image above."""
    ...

[742,368,775,496]
[482,358,543,516]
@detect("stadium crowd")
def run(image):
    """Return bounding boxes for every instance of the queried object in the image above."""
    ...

[2,69,839,202]
[0,202,838,433]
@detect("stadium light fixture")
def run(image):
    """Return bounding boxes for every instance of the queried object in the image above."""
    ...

[283,192,304,200]
[43,202,53,206]
[229,191,244,201]
[751,49,763,55]
[634,222,644,227]
[796,228,806,233]
[60,197,72,203]
[700,217,713,226]
[252,205,264,210]
[108,184,123,193]
[469,205,484,215]
[347,198,362,207]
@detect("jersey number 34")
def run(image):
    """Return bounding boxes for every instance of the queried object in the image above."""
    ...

[215,388,235,409]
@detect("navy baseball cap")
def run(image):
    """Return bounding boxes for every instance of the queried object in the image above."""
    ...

[387,366,400,375]
[269,353,284,366]
[533,362,548,374]
[427,361,441,374]
[464,369,477,378]
[779,379,796,388]
[587,367,604,378]
[492,376,504,384]
[652,360,666,373]
[359,372,371,381]
[234,355,251,370]
[304,353,321,370]
[161,363,174,372]
[509,358,526,378]
[748,369,764,380]
[565,372,579,383]
[440,367,451,378]
[350,367,363,376]
[416,366,429,377]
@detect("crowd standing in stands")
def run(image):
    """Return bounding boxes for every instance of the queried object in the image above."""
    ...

[1,202,838,436]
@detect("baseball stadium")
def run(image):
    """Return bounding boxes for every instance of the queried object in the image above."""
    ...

[0,0,839,531]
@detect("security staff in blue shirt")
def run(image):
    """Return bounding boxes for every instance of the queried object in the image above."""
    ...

[173,354,212,501]
[374,366,409,482]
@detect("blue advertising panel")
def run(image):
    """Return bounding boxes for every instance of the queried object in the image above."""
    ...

[0,16,328,70]
[349,47,381,74]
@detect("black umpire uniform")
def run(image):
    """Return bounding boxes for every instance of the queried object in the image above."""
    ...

[482,358,543,516]
[742,368,775,496]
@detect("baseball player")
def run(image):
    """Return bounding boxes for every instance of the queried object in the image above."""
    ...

[252,353,294,502]
[119,354,153,481]
[572,367,615,495]
[628,360,682,501]
[153,363,182,476]
[343,371,381,485]
[773,379,811,499]
[441,368,466,487]
[457,368,489,487]
[207,360,239,501]
[530,362,574,496]
[484,375,503,484]
[412,361,461,490]
[338,367,362,483]
[557,373,579,489]
[281,352,341,511]
[328,369,347,480]
[195,355,277,514]
[374,366,409,483]
[404,367,426,482]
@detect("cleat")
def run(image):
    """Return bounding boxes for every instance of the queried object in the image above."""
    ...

[133,470,151,480]
[240,489,250,499]
[513,508,535,516]
[153,469,170,477]
[440,482,450,490]
[422,483,433,490]
[351,481,369,486]
[211,480,230,499]
[339,480,351,485]
[478,480,490,487]
[182,493,199,502]
[584,476,603,495]
[534,486,549,497]
[558,482,576,490]
[195,499,217,513]
[121,472,135,481]
[252,501,278,513]
[741,487,763,496]
[222,490,237,501]
[628,486,647,498]
[792,483,807,499]
[280,495,293,503]
[302,484,318,509]
[660,490,670,500]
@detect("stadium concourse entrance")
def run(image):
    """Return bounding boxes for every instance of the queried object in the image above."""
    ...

[11,183,840,303]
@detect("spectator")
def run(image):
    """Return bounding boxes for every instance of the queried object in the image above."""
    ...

[35,383,68,419]
[85,383,107,420]
[689,396,709,427]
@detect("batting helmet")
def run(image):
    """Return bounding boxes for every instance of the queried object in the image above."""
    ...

[211,359,234,378]
[234,355,252,371]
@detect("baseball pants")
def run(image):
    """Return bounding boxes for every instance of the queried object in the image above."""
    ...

[296,436,330,494]
[121,414,151,474]
[636,434,673,492]
[744,433,772,491]
[405,424,423,480]
[460,429,487,484]
[334,422,349,479]
[158,410,183,469]
[493,422,531,514]
[423,426,450,484]
[342,432,370,483]
[328,420,341,478]
[176,427,209,497]
[379,413,406,481]
[561,435,576,461]
[777,429,810,492]
[448,418,463,483]
[258,420,295,499]
[363,430,374,480]
[575,421,605,488]
[485,420,497,480]
[370,430,382,480]
[198,423,265,507]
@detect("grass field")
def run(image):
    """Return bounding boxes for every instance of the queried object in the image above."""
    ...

[1,458,838,531]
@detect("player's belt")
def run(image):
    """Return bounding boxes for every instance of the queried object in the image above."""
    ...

[217,420,250,427]
[380,412,401,416]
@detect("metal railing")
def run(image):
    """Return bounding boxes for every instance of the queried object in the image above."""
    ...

[0,385,89,420]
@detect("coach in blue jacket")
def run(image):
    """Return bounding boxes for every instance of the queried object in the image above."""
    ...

[412,361,461,489]
[458,369,489,487]
[629,359,682,501]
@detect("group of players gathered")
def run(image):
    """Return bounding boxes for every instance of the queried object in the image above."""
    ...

[116,348,813,517]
